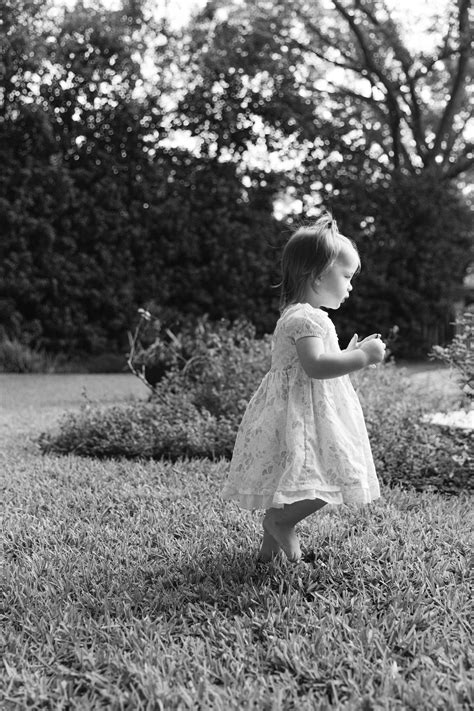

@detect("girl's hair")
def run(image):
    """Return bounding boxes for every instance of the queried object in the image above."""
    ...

[280,212,359,311]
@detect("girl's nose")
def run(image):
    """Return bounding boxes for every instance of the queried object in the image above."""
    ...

[348,283,353,291]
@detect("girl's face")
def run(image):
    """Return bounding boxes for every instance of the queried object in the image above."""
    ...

[313,247,359,309]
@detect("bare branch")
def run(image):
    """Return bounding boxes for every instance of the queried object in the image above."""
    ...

[332,0,405,168]
[359,3,428,159]
[355,2,429,157]
[444,140,474,176]
[289,35,365,74]
[416,48,459,79]
[289,11,366,74]
[286,22,390,100]
[444,153,474,179]
[325,80,388,114]
[332,0,398,92]
[397,131,418,173]
[428,0,472,163]
[356,0,413,68]
[441,107,473,168]
[416,5,458,78]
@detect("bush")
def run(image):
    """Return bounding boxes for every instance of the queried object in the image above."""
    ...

[328,171,473,357]
[430,311,473,403]
[352,364,472,494]
[39,393,236,461]
[41,318,471,494]
[0,336,63,373]
[128,310,272,393]
[159,320,271,421]
[42,315,271,461]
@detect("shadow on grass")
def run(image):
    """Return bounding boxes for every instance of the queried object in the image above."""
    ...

[115,534,389,623]
[120,547,281,619]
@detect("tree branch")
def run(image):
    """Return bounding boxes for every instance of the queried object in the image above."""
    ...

[289,12,367,75]
[441,107,473,169]
[332,0,405,169]
[354,0,428,160]
[416,5,458,78]
[428,0,472,163]
[442,140,474,178]
[289,36,364,75]
[416,48,459,79]
[325,81,388,114]
[443,153,474,179]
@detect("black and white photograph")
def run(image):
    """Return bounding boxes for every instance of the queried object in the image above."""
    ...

[1,0,472,708]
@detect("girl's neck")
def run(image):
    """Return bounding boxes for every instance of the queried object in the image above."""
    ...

[301,283,322,309]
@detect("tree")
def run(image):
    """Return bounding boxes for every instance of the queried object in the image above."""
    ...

[138,149,283,334]
[168,0,473,354]
[1,0,471,357]
[0,0,164,353]
[173,0,473,182]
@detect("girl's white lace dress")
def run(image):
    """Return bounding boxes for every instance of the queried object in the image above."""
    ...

[222,303,380,510]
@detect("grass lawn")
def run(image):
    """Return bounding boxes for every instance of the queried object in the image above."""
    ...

[1,372,472,709]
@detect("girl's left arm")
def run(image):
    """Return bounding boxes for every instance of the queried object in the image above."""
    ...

[296,334,386,379]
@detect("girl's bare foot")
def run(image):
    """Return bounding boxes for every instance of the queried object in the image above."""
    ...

[257,525,281,562]
[263,513,301,562]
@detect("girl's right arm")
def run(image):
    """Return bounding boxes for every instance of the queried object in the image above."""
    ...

[296,337,385,380]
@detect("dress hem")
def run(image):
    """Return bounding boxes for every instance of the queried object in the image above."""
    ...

[222,486,380,511]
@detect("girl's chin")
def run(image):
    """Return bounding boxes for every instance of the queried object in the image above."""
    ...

[323,297,347,309]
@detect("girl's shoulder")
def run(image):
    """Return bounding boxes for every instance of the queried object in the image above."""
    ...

[277,303,332,341]
[279,302,330,325]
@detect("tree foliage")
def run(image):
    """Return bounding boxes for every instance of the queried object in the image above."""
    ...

[1,0,157,351]
[0,0,472,357]
[174,0,473,179]
[170,0,473,353]
[0,0,284,353]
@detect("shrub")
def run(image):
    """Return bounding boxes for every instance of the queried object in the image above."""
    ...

[0,336,62,373]
[42,315,271,461]
[42,320,471,493]
[352,364,471,494]
[159,321,271,421]
[128,310,271,392]
[430,311,473,403]
[127,308,193,386]
[39,393,236,461]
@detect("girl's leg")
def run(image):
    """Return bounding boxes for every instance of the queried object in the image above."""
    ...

[257,526,281,562]
[263,499,327,562]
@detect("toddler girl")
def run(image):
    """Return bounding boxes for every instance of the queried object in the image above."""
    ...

[222,213,386,562]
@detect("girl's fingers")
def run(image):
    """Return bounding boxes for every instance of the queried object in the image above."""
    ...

[358,333,382,346]
[347,334,358,350]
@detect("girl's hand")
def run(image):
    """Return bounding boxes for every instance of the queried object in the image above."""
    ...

[357,333,382,348]
[346,333,382,351]
[346,333,359,351]
[359,337,386,366]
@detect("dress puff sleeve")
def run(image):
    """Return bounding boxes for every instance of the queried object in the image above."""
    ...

[285,305,328,343]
